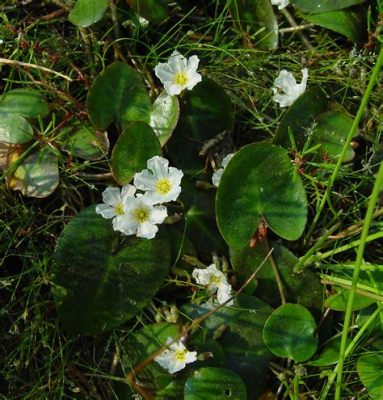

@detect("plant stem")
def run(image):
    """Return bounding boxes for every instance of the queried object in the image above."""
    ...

[320,303,382,399]
[334,160,383,400]
[304,48,383,244]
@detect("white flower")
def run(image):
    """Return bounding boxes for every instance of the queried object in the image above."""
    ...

[119,195,167,239]
[192,264,233,306]
[95,185,136,233]
[272,68,308,108]
[154,337,198,374]
[212,153,234,187]
[134,156,183,205]
[154,51,202,96]
[271,0,289,10]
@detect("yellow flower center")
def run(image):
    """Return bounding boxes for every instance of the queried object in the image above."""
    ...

[133,207,150,223]
[174,349,187,362]
[114,203,125,215]
[210,275,221,285]
[156,178,172,195]
[174,72,188,86]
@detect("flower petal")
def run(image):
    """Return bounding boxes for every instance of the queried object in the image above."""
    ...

[167,51,187,73]
[95,204,116,219]
[147,155,169,177]
[168,167,184,186]
[164,82,182,96]
[274,69,297,93]
[101,186,121,207]
[186,55,200,72]
[134,170,156,191]
[186,71,202,90]
[154,63,175,84]
[121,184,136,202]
[137,221,158,239]
[212,168,223,187]
[149,205,168,224]
[113,215,137,235]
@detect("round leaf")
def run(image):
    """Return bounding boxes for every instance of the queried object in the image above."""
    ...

[52,206,171,335]
[127,0,169,24]
[111,121,161,184]
[298,9,364,42]
[290,0,366,13]
[312,111,355,161]
[166,78,234,174]
[273,86,328,150]
[7,147,59,198]
[216,143,307,249]
[0,89,49,118]
[263,303,318,362]
[87,62,151,130]
[357,353,383,400]
[229,0,278,50]
[61,121,109,160]
[0,112,34,144]
[149,90,179,146]
[184,367,247,400]
[68,0,108,27]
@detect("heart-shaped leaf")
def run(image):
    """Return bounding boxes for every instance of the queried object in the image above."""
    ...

[263,303,318,362]
[184,367,247,400]
[52,206,171,335]
[149,90,179,146]
[87,62,151,130]
[312,110,355,162]
[357,353,383,400]
[68,0,108,27]
[0,89,49,118]
[273,86,328,150]
[7,147,59,198]
[298,9,364,42]
[166,78,234,175]
[111,121,161,184]
[216,143,307,249]
[61,121,109,160]
[229,0,278,50]
[183,294,275,398]
[0,112,34,144]
[290,0,366,13]
[127,0,169,24]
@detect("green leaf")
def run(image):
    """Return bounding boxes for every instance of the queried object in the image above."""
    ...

[309,336,351,366]
[7,147,59,198]
[127,0,169,24]
[149,90,180,146]
[111,121,161,185]
[263,303,318,362]
[61,121,109,160]
[273,86,328,150]
[68,0,108,27]
[183,294,275,398]
[298,9,364,42]
[0,112,34,144]
[52,207,171,335]
[216,143,307,249]
[87,62,151,130]
[229,0,278,50]
[231,242,323,311]
[0,89,49,118]
[324,287,375,311]
[290,0,366,13]
[166,78,234,175]
[184,367,247,400]
[312,111,355,162]
[357,353,383,400]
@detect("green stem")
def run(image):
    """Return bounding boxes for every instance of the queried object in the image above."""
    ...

[320,303,382,399]
[300,231,383,268]
[334,160,383,400]
[304,48,383,244]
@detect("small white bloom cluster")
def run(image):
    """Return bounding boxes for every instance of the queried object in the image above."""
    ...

[192,264,233,306]
[154,337,197,374]
[212,153,234,187]
[154,51,202,96]
[272,68,308,108]
[96,156,183,240]
[271,0,289,10]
